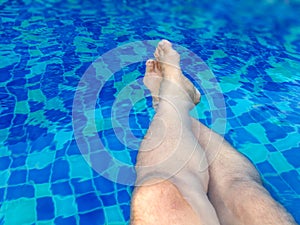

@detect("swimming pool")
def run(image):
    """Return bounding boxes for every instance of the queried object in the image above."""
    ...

[0,0,299,224]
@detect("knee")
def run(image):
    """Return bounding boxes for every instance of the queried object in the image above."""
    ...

[131,180,202,225]
[131,179,181,209]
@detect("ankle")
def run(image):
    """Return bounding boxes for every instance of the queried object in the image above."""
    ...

[160,79,194,105]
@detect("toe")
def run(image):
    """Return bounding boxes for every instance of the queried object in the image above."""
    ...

[154,40,171,60]
[193,88,201,105]
[157,46,163,55]
[159,39,172,51]
[154,48,160,59]
[153,61,161,73]
[146,59,154,73]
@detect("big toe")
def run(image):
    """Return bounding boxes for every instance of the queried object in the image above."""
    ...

[146,59,155,73]
[158,39,173,53]
[154,40,180,65]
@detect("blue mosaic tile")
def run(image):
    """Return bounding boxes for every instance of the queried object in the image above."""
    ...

[0,68,13,82]
[51,159,70,182]
[102,194,117,207]
[136,114,151,130]
[28,74,42,83]
[28,100,45,112]
[281,171,300,195]
[225,106,235,118]
[51,181,73,196]
[26,125,48,142]
[8,170,27,185]
[120,204,131,221]
[55,148,67,159]
[129,150,138,165]
[79,209,105,225]
[287,200,300,224]
[256,161,277,174]
[6,185,35,200]
[13,69,30,79]
[282,147,300,168]
[28,83,40,90]
[100,128,125,151]
[99,86,117,100]
[29,165,51,184]
[71,179,94,195]
[44,109,69,123]
[117,189,131,204]
[12,114,27,125]
[261,121,289,142]
[265,144,278,152]
[90,151,112,173]
[248,108,267,122]
[283,124,296,134]
[8,126,26,142]
[238,111,255,126]
[7,78,26,87]
[228,117,242,128]
[76,193,102,212]
[54,196,77,218]
[66,140,81,156]
[286,114,300,124]
[0,93,9,104]
[93,176,115,194]
[263,175,295,196]
[0,114,13,129]
[0,157,11,170]
[100,107,112,118]
[37,197,55,220]
[232,127,260,144]
[7,86,28,101]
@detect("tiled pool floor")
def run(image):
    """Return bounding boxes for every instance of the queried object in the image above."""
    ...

[0,0,300,224]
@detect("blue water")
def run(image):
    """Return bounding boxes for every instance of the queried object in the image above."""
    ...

[0,0,300,224]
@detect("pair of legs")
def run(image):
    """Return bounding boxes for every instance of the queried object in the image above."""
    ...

[131,40,297,225]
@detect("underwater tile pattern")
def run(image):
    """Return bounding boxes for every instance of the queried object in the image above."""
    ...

[0,0,300,224]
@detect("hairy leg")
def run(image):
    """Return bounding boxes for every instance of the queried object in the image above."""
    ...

[192,119,297,225]
[131,40,220,225]
[140,43,296,225]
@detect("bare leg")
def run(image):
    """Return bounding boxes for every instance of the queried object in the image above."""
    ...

[192,119,297,225]
[135,40,296,224]
[131,40,220,225]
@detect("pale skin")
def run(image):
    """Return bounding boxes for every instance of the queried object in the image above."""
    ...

[130,40,297,225]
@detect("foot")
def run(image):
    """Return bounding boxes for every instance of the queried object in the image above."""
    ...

[143,59,163,109]
[154,39,201,105]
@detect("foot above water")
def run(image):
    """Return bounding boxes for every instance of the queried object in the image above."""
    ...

[144,39,201,107]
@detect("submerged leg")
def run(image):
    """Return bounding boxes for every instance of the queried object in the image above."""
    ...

[131,40,220,225]
[192,119,297,225]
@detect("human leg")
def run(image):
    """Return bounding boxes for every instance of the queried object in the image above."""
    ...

[139,40,296,224]
[191,119,297,225]
[131,40,220,225]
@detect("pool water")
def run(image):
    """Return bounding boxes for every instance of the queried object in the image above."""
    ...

[0,0,300,224]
